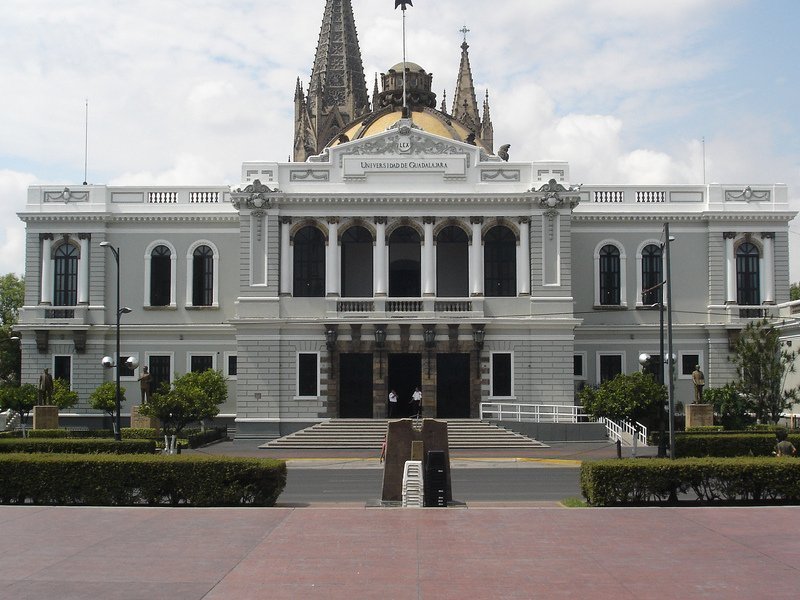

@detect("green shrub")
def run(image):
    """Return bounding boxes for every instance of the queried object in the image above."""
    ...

[675,433,800,457]
[0,438,156,454]
[685,426,724,433]
[187,427,228,449]
[581,457,800,506]
[0,454,287,506]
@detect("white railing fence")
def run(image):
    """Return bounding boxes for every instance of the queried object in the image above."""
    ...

[480,402,648,446]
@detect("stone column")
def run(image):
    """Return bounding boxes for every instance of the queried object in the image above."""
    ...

[40,234,53,305]
[469,217,484,297]
[762,232,775,304]
[422,217,435,296]
[77,234,90,304]
[374,217,387,297]
[326,218,340,297]
[724,232,736,303]
[280,217,291,295]
[518,217,531,295]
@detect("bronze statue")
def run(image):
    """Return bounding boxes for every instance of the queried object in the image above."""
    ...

[692,366,705,404]
[138,366,152,405]
[37,368,53,405]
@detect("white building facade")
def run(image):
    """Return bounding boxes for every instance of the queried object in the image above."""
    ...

[15,0,798,438]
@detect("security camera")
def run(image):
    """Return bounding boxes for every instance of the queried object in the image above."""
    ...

[101,356,115,368]
[125,356,139,370]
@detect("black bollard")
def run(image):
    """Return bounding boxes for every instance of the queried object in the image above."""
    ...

[616,439,622,459]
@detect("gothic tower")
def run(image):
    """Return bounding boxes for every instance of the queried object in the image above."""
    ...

[451,35,494,153]
[293,0,370,162]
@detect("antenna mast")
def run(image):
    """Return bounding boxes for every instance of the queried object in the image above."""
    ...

[395,1,413,114]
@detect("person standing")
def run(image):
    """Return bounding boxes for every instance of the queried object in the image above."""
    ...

[138,366,152,405]
[388,389,398,418]
[411,386,422,418]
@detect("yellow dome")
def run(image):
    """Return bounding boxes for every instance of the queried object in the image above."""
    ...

[331,108,488,152]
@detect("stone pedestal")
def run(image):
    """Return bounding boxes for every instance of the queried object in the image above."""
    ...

[130,405,159,431]
[33,405,59,429]
[686,403,714,429]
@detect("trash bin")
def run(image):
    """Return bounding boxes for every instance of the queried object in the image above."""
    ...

[424,450,448,507]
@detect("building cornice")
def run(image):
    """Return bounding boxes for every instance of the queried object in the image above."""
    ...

[572,212,797,224]
[19,213,239,224]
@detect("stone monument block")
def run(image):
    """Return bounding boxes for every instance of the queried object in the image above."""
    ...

[33,405,59,429]
[686,403,714,429]
[130,405,160,431]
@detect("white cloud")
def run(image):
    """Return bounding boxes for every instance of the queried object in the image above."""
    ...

[0,170,36,277]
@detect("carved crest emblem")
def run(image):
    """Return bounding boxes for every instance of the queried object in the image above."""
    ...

[398,135,412,154]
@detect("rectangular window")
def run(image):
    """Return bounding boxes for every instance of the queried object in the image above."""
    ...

[599,354,623,383]
[190,354,214,373]
[227,354,238,378]
[53,355,72,386]
[491,352,513,397]
[119,354,138,379]
[573,354,584,378]
[641,353,661,381]
[148,355,172,395]
[680,353,701,378]
[298,353,319,397]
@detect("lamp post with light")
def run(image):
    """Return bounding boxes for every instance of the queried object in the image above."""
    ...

[100,242,132,441]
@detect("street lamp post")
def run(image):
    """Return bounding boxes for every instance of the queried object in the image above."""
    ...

[664,223,676,460]
[100,242,131,441]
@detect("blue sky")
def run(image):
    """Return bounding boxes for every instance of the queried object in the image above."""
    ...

[0,0,798,280]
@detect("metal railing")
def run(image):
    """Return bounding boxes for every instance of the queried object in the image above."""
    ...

[479,401,648,446]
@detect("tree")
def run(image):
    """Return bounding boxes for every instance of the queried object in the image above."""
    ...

[703,383,754,430]
[732,318,799,424]
[0,273,24,384]
[140,369,227,440]
[791,282,800,302]
[580,371,667,454]
[51,378,79,411]
[0,383,37,429]
[89,381,126,420]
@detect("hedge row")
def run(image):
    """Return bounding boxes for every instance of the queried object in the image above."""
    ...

[0,438,156,454]
[8,428,159,439]
[581,457,800,506]
[187,427,228,449]
[674,433,800,458]
[0,454,287,506]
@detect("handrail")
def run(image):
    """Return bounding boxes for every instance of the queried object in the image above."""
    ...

[480,401,647,446]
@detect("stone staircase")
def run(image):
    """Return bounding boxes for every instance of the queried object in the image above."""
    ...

[260,419,547,450]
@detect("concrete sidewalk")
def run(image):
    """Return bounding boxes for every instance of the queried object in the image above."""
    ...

[1,505,797,599]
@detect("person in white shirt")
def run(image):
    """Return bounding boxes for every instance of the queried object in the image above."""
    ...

[411,386,422,418]
[388,389,398,418]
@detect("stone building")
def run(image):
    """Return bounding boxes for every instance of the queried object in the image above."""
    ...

[15,0,797,438]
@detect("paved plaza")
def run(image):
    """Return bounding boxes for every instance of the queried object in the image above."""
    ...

[1,504,798,599]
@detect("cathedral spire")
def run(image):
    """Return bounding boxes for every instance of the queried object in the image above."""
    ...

[294,0,369,161]
[451,26,481,133]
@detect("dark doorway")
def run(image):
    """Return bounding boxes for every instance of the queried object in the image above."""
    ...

[389,226,421,297]
[437,354,471,418]
[339,354,374,418]
[388,353,421,417]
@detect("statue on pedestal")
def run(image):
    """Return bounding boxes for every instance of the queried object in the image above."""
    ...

[138,366,152,405]
[37,368,53,405]
[692,366,705,404]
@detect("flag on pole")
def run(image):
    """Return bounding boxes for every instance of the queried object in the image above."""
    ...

[395,0,412,9]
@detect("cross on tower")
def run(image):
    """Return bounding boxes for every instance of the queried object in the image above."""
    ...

[459,25,470,43]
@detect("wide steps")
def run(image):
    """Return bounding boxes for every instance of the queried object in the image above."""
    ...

[261,419,547,450]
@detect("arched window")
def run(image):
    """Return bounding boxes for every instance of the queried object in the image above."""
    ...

[53,244,78,307]
[293,226,326,297]
[484,226,516,297]
[641,244,662,306]
[599,245,621,305]
[192,245,214,306]
[436,226,469,297]
[389,226,421,297]
[736,242,760,305]
[341,226,373,297]
[150,245,171,306]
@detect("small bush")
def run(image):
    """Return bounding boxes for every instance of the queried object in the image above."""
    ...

[0,438,156,454]
[581,457,800,506]
[0,454,286,506]
[187,427,228,449]
[675,433,800,458]
[685,426,724,433]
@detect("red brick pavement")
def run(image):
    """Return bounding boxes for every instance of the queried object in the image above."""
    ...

[0,505,798,599]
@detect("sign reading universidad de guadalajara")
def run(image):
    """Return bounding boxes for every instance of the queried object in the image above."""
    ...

[342,155,467,179]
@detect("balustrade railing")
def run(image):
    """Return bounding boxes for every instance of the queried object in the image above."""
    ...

[189,191,220,203]
[434,300,473,312]
[337,300,375,313]
[148,191,179,204]
[594,190,624,203]
[636,191,666,203]
[386,299,423,312]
